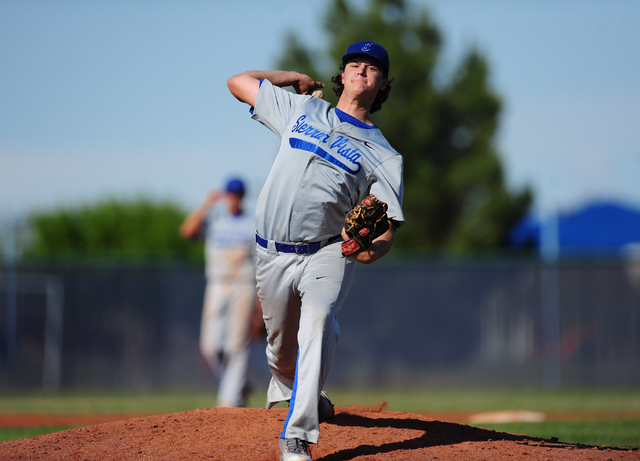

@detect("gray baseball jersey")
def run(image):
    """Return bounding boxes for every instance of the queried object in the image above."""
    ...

[204,209,255,282]
[251,78,404,444]
[253,79,404,243]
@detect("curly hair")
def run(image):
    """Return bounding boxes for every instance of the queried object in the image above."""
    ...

[330,64,394,114]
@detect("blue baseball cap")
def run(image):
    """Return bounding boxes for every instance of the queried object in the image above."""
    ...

[342,41,390,76]
[225,177,245,196]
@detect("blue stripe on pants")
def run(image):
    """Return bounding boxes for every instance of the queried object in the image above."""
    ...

[280,350,300,439]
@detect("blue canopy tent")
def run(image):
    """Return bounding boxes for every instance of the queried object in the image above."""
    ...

[510,201,640,258]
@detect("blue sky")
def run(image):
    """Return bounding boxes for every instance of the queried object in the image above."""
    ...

[2,0,639,221]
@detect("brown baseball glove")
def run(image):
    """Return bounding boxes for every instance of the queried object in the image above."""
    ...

[341,194,390,256]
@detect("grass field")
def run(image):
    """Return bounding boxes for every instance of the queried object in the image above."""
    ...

[475,420,640,449]
[1,388,639,448]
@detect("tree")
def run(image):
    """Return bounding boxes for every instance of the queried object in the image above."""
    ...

[277,0,532,254]
[23,198,203,263]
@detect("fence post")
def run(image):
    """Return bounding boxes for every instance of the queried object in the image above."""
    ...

[540,211,561,388]
[43,277,64,391]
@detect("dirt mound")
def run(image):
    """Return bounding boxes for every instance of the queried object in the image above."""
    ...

[0,406,636,460]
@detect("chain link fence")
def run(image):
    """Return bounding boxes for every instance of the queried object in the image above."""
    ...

[1,257,639,391]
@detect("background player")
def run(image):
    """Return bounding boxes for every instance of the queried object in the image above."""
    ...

[227,41,404,461]
[179,177,262,408]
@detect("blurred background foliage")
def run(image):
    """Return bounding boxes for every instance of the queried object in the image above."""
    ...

[278,0,532,255]
[19,0,533,262]
[23,198,202,263]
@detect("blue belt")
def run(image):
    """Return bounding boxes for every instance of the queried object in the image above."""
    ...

[256,233,342,255]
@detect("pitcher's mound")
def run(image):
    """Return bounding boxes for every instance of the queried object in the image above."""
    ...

[0,406,636,460]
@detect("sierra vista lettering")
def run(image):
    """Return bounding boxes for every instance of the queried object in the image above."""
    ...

[291,115,362,165]
[292,115,331,142]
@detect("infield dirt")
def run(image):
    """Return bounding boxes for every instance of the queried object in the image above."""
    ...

[0,406,637,460]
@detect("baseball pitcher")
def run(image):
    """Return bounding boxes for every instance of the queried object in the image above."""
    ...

[227,41,404,461]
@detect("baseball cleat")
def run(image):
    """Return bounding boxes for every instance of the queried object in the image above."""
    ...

[318,390,335,420]
[279,437,312,461]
